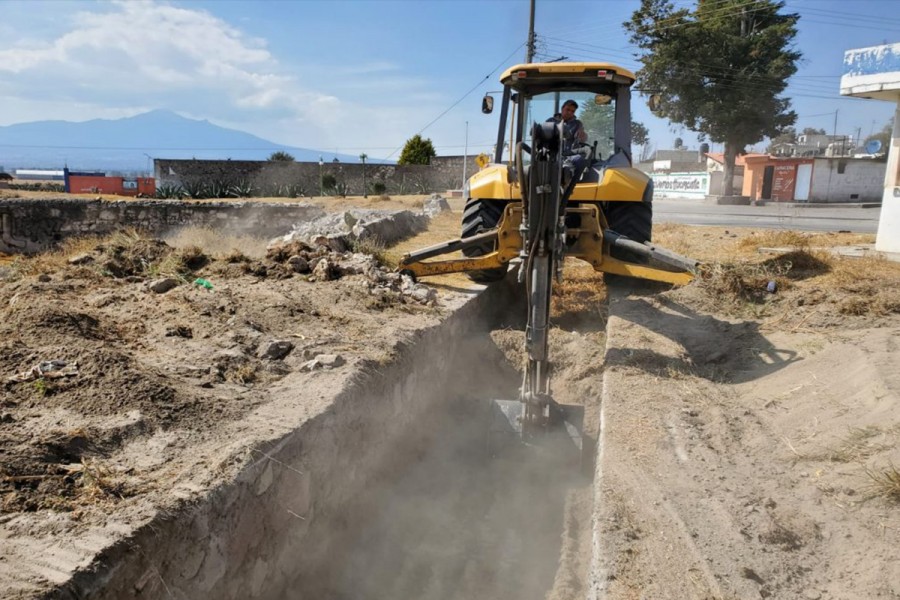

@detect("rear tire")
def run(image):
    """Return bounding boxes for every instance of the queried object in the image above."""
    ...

[604,200,652,263]
[461,198,508,284]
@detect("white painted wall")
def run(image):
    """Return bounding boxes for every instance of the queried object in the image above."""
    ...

[876,106,900,253]
[808,158,885,202]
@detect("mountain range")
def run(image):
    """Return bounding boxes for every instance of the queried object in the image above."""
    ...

[0,110,381,174]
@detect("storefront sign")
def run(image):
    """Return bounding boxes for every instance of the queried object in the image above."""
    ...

[651,172,710,198]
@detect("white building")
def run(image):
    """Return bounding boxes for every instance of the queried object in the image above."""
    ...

[842,42,900,253]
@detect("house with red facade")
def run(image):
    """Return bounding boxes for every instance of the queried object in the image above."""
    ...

[705,153,884,203]
[64,168,155,197]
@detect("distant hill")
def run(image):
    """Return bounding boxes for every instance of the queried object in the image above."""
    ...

[0,110,383,174]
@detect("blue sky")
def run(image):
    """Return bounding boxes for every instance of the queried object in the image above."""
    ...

[0,0,897,161]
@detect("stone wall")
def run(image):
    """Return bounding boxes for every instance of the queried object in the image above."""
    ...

[0,198,324,254]
[155,156,483,197]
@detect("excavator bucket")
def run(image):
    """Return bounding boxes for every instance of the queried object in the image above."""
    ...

[488,399,585,468]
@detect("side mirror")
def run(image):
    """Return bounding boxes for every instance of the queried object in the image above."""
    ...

[648,94,662,113]
[482,95,494,114]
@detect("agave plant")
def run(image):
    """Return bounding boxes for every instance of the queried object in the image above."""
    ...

[228,179,254,198]
[154,183,185,199]
[333,182,350,197]
[206,180,230,199]
[181,180,208,199]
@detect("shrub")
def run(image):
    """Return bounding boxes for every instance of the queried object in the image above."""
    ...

[321,174,337,194]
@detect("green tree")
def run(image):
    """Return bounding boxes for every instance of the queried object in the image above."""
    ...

[673,137,684,149]
[625,0,800,196]
[801,127,826,136]
[576,100,650,159]
[631,121,650,148]
[268,151,295,161]
[766,126,797,154]
[398,134,436,165]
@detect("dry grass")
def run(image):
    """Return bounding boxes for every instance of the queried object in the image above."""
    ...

[737,229,813,251]
[164,226,268,260]
[864,463,900,503]
[810,426,896,463]
[226,363,258,385]
[653,224,900,320]
[552,260,606,321]
[79,458,124,502]
[350,236,390,267]
[10,234,109,277]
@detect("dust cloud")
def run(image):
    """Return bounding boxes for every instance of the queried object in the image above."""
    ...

[283,318,602,600]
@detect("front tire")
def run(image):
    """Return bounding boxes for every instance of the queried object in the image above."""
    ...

[461,198,508,284]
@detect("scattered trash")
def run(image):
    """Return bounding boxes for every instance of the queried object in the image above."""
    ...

[766,280,777,294]
[7,360,79,383]
[193,278,214,290]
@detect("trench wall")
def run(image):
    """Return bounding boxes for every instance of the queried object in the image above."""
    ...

[47,279,522,600]
[0,198,324,254]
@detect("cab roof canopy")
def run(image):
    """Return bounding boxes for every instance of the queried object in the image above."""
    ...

[499,62,636,92]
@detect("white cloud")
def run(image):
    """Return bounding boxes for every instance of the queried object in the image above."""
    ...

[0,0,457,155]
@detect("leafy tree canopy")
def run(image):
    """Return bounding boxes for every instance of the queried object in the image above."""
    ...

[268,151,295,161]
[632,121,650,147]
[625,0,800,194]
[801,127,826,136]
[398,135,437,165]
[674,137,684,149]
[766,125,797,153]
[577,101,649,157]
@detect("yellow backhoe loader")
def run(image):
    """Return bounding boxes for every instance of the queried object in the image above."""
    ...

[398,62,699,458]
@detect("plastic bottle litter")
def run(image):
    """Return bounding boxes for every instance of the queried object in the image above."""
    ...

[193,278,214,290]
[766,280,777,294]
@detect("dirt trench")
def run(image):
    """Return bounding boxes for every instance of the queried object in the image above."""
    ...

[31,277,605,600]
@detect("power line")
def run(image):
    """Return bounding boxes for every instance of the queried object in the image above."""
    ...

[380,42,525,161]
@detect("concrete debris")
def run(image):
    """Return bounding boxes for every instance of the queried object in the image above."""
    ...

[424,194,451,217]
[367,271,438,306]
[299,353,346,371]
[258,340,295,361]
[266,240,437,306]
[311,257,336,282]
[8,359,79,383]
[273,209,428,250]
[148,278,179,294]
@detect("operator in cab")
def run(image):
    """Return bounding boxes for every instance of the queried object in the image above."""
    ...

[547,99,589,196]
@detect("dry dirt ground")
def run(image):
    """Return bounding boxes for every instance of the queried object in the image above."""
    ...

[1,192,899,599]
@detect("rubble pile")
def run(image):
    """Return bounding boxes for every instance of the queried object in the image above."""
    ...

[266,239,437,306]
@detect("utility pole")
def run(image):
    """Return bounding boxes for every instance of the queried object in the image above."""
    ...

[359,153,368,198]
[526,0,536,63]
[462,121,469,189]
[832,109,839,155]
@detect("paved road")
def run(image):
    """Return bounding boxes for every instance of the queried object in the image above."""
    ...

[653,198,881,233]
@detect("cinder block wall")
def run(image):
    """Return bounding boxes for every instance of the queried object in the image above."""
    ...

[155,156,483,197]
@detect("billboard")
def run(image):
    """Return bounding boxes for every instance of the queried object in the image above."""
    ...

[650,172,710,198]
